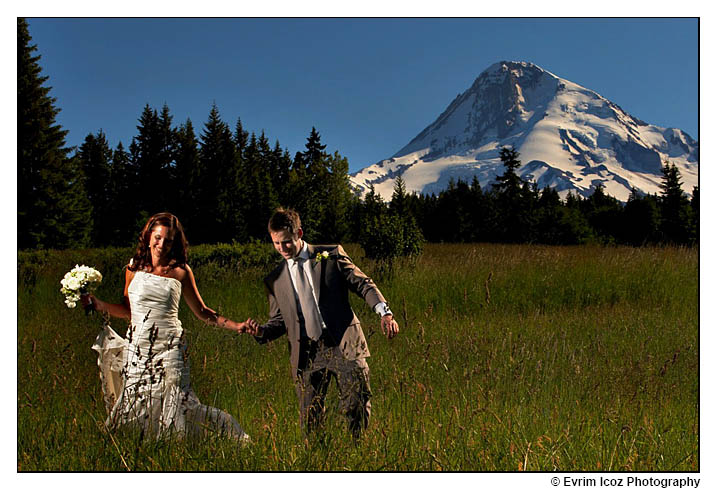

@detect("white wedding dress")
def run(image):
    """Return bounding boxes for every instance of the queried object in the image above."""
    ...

[92,270,249,441]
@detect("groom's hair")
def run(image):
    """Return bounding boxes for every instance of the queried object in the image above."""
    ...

[268,208,301,237]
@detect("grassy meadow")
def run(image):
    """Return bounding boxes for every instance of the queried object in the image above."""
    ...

[17,243,698,471]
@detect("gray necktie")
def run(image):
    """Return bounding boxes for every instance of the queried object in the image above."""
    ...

[292,258,322,340]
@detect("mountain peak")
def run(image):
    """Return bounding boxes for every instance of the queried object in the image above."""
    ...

[351,61,697,202]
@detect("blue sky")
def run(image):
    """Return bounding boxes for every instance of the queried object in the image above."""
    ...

[25,17,698,174]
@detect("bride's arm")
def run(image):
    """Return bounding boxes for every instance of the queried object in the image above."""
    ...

[84,268,133,319]
[180,265,253,333]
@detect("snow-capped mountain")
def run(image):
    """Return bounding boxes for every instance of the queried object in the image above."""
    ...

[350,61,698,202]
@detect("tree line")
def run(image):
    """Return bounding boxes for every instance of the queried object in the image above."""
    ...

[18,18,698,255]
[384,147,698,247]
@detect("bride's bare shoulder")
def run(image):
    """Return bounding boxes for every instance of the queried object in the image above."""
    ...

[170,263,191,283]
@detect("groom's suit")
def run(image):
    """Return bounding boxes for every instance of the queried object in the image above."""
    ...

[255,242,388,434]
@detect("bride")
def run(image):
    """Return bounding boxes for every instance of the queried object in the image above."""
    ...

[83,212,254,442]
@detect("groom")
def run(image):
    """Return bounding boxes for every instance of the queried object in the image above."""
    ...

[248,208,399,438]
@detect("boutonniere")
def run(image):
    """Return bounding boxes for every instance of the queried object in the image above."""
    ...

[315,251,329,263]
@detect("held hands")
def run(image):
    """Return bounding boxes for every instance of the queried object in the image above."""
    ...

[381,314,399,340]
[236,318,262,336]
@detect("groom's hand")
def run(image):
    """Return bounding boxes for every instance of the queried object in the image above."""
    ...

[243,318,261,336]
[381,314,399,340]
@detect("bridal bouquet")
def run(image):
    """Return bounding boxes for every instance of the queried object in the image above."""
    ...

[60,265,103,311]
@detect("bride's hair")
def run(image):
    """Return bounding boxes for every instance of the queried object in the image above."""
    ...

[129,212,189,272]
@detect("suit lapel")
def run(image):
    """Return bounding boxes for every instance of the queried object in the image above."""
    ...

[306,243,323,302]
[276,262,298,327]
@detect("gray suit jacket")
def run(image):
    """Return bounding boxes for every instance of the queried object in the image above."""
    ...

[256,244,386,380]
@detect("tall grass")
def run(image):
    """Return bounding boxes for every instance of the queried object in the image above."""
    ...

[17,243,697,471]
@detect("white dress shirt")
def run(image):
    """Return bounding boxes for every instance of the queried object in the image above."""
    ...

[287,242,327,331]
[287,242,392,320]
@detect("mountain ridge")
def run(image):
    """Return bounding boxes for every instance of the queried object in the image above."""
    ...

[350,61,698,202]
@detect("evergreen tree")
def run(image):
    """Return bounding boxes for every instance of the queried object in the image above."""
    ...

[290,127,330,241]
[129,104,176,216]
[389,176,409,217]
[558,205,594,245]
[158,104,179,212]
[300,127,326,165]
[229,117,250,239]
[467,176,489,242]
[493,146,523,196]
[691,186,699,244]
[77,130,113,246]
[360,181,424,263]
[561,191,594,244]
[18,18,91,249]
[535,187,564,244]
[417,192,441,242]
[621,188,660,246]
[269,140,292,202]
[447,179,477,241]
[658,161,692,244]
[518,181,540,242]
[390,178,425,257]
[405,191,427,237]
[174,118,201,236]
[107,142,138,245]
[363,185,387,221]
[434,179,461,242]
[241,131,279,240]
[320,151,354,242]
[197,103,237,243]
[492,146,531,243]
[234,117,249,159]
[583,183,623,243]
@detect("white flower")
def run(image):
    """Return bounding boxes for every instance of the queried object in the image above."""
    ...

[66,276,82,291]
[315,251,330,263]
[60,265,103,309]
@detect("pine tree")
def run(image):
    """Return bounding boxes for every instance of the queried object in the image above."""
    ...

[158,104,179,213]
[320,151,354,242]
[389,176,408,217]
[417,193,441,242]
[557,191,594,244]
[242,131,278,240]
[658,161,691,244]
[621,188,660,246]
[18,18,91,249]
[107,142,138,245]
[493,146,522,197]
[301,127,326,166]
[196,103,237,243]
[174,118,201,236]
[362,185,387,222]
[519,181,539,242]
[361,179,424,264]
[291,127,330,241]
[583,183,623,243]
[269,140,292,202]
[690,186,699,244]
[466,176,486,242]
[234,118,249,159]
[536,187,564,244]
[130,105,168,215]
[77,130,113,246]
[492,146,530,243]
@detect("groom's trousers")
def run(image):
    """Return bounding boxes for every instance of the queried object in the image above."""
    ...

[295,336,372,437]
